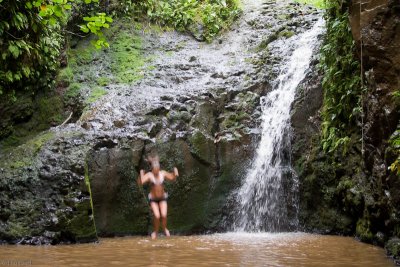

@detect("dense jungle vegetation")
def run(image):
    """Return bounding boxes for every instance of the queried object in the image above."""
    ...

[0,0,240,99]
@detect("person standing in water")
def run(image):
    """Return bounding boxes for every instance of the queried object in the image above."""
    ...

[137,155,179,239]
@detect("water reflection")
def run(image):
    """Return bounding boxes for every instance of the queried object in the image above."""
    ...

[0,233,393,266]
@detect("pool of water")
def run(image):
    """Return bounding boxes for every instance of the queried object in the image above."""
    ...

[0,233,394,266]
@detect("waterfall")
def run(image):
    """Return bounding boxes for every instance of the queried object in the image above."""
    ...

[234,19,325,232]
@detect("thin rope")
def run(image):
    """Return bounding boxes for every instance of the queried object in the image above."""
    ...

[360,0,365,156]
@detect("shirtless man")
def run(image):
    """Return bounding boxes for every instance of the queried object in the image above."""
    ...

[137,155,179,239]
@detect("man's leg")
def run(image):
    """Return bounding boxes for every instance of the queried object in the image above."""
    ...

[150,202,161,239]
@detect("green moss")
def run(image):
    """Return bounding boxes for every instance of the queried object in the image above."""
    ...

[69,44,96,66]
[86,87,108,104]
[59,162,98,242]
[0,131,54,169]
[356,217,374,242]
[188,130,215,165]
[256,34,277,51]
[96,76,110,86]
[388,126,400,176]
[2,134,19,147]
[110,31,144,84]
[83,162,98,238]
[147,65,156,71]
[66,199,98,242]
[221,112,249,130]
[36,95,64,127]
[65,40,99,88]
[1,90,65,148]
[57,66,74,86]
[65,83,82,98]
[278,30,295,38]
[277,14,289,20]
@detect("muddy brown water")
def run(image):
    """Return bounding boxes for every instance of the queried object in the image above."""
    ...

[0,233,394,266]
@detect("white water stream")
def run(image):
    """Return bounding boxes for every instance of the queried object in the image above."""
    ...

[234,18,325,232]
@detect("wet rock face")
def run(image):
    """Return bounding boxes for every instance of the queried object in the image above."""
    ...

[0,0,321,243]
[290,55,354,234]
[292,0,400,250]
[85,93,259,236]
[350,0,400,146]
[0,133,97,244]
[87,139,148,236]
[0,95,34,139]
[351,0,400,241]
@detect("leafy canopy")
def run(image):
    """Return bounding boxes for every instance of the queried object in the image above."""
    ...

[0,0,113,97]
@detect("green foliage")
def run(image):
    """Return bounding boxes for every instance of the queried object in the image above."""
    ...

[389,128,400,176]
[391,90,400,105]
[356,217,374,242]
[32,0,112,48]
[57,66,74,86]
[0,0,112,100]
[136,0,241,42]
[294,0,326,9]
[80,12,113,49]
[96,76,110,86]
[319,1,362,153]
[65,83,82,98]
[0,0,63,98]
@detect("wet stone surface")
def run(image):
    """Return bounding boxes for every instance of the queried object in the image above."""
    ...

[0,0,321,243]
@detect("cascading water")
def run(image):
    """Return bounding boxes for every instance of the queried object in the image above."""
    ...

[234,19,325,232]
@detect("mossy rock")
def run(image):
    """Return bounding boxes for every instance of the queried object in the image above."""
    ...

[65,83,82,99]
[57,67,74,87]
[87,140,148,236]
[65,198,97,242]
[278,30,295,38]
[110,31,144,84]
[96,76,110,87]
[0,131,55,170]
[386,238,400,259]
[86,87,108,105]
[190,102,216,134]
[188,130,216,166]
[256,34,278,51]
[356,217,374,243]
[154,140,212,233]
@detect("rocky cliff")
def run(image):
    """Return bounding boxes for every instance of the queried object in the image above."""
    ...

[291,0,400,261]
